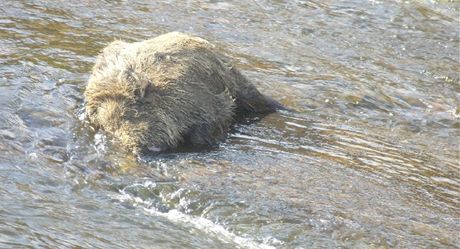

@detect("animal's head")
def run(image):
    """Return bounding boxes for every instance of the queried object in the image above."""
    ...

[84,59,179,155]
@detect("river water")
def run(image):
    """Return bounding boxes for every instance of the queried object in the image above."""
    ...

[0,0,459,248]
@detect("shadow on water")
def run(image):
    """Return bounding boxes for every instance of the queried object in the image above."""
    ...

[0,0,459,248]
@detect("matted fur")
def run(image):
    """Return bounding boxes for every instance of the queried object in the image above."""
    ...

[84,32,279,154]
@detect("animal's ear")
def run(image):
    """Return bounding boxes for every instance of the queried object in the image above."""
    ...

[119,67,153,99]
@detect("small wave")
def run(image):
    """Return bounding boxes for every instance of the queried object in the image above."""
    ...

[145,209,276,249]
[111,187,277,249]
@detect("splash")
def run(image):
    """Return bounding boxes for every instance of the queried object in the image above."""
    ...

[111,183,277,249]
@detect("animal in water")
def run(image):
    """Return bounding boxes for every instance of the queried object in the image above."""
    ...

[84,32,282,155]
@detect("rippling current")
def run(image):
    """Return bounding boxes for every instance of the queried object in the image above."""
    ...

[0,0,459,248]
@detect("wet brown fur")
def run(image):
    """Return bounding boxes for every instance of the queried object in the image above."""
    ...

[84,32,280,154]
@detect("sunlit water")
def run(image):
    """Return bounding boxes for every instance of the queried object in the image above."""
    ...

[0,0,459,248]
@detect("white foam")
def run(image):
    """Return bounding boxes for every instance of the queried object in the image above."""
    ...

[93,133,107,154]
[111,190,277,249]
[144,208,276,249]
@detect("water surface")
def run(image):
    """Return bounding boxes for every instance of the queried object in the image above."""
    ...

[0,0,459,248]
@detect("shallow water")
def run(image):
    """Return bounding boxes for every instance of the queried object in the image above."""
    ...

[0,0,459,248]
